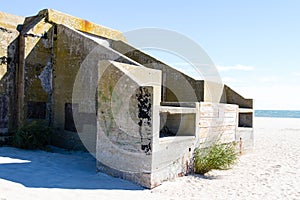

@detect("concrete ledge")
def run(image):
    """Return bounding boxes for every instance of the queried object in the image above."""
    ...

[159,106,197,114]
[239,108,253,113]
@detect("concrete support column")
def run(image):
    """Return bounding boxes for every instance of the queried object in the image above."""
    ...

[16,35,25,127]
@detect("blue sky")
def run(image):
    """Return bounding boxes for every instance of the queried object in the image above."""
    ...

[2,0,300,110]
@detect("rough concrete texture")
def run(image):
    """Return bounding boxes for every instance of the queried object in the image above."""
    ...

[51,25,138,151]
[96,61,161,188]
[0,12,24,135]
[0,11,24,92]
[198,102,238,145]
[0,9,253,188]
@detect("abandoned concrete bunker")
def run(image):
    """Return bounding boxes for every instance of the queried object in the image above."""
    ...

[0,9,253,188]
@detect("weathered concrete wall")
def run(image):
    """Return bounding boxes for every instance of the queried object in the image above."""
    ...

[151,137,194,187]
[10,9,132,151]
[16,11,53,128]
[197,102,239,146]
[220,85,253,152]
[0,12,22,87]
[0,12,24,143]
[197,102,253,154]
[96,61,161,188]
[16,8,137,151]
[222,85,253,109]
[22,29,54,121]
[51,24,138,151]
[51,24,98,151]
[0,11,24,79]
[203,81,226,103]
[0,12,24,98]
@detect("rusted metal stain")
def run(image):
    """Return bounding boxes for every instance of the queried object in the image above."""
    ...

[45,9,126,41]
[82,20,93,33]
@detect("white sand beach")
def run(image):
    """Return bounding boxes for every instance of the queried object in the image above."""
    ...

[0,117,300,200]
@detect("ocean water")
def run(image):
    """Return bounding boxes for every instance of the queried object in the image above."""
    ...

[255,110,300,118]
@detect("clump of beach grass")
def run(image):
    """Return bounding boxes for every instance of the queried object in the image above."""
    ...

[12,120,51,150]
[194,142,239,175]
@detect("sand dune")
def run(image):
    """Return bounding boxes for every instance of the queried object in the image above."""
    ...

[0,117,300,200]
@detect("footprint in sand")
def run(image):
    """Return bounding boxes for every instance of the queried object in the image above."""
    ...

[272,165,281,168]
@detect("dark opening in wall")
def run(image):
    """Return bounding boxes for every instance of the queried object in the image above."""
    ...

[238,113,253,128]
[65,103,77,132]
[27,101,46,119]
[159,113,195,138]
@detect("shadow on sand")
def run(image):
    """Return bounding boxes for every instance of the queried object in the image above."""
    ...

[0,147,143,190]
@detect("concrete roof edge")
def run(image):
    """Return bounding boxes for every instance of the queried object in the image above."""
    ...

[39,9,126,42]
